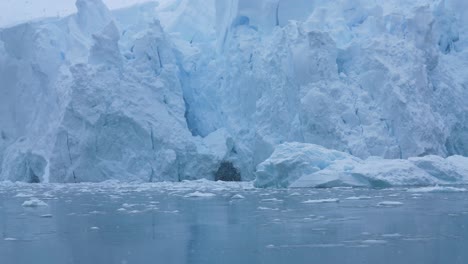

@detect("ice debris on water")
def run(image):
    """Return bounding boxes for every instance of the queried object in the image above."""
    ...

[378,201,404,207]
[407,186,467,193]
[302,199,340,204]
[231,194,245,199]
[22,198,48,207]
[184,191,216,198]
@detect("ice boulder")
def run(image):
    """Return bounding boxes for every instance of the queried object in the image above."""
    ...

[254,142,360,188]
[255,142,468,188]
[409,155,468,182]
[350,158,438,187]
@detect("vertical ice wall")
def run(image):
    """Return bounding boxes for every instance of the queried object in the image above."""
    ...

[0,0,467,182]
[0,0,234,182]
[179,0,468,178]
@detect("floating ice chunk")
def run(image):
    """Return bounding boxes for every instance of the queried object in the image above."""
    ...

[261,198,283,203]
[255,143,468,189]
[255,142,360,188]
[378,201,403,207]
[345,196,372,200]
[407,186,467,193]
[302,199,340,204]
[184,191,216,198]
[231,194,245,199]
[382,233,402,238]
[258,206,279,210]
[15,193,34,198]
[4,238,17,241]
[90,227,100,230]
[361,239,387,244]
[351,158,436,187]
[89,211,105,215]
[40,214,53,218]
[22,198,48,207]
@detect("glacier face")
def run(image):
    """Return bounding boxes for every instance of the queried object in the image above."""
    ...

[0,0,467,183]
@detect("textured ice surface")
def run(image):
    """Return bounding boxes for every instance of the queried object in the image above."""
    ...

[255,142,468,188]
[0,0,467,183]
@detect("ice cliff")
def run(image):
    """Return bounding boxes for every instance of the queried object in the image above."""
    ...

[0,0,467,185]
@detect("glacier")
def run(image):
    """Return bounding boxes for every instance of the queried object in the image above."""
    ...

[0,0,467,185]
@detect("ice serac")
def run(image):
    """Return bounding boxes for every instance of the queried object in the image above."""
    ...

[179,0,468,182]
[0,0,233,183]
[255,142,468,188]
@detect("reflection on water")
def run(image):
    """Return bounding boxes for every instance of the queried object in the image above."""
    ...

[1,183,468,264]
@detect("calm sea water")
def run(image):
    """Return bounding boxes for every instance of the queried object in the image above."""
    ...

[1,182,467,264]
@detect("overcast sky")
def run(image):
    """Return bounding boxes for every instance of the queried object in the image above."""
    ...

[0,0,156,27]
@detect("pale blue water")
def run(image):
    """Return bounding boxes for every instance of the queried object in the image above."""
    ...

[1,183,468,264]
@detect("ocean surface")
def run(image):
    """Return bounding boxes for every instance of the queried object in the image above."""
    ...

[1,181,467,264]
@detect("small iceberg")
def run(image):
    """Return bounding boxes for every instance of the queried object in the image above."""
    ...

[302,199,340,204]
[184,191,216,198]
[22,198,48,208]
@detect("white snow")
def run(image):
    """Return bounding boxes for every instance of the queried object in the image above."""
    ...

[0,0,468,185]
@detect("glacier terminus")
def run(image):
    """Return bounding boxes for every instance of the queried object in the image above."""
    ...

[0,0,468,186]
[1,1,468,264]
